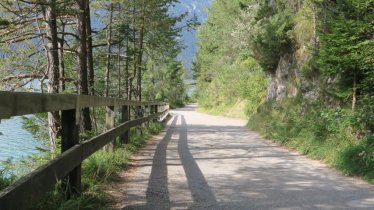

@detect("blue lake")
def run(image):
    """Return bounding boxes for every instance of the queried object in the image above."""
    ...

[0,117,45,163]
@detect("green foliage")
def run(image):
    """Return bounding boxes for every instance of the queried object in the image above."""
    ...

[336,135,374,182]
[194,0,269,118]
[248,98,374,183]
[251,2,294,72]
[317,0,374,102]
[143,59,188,108]
[0,18,10,29]
[35,184,105,210]
[356,96,374,131]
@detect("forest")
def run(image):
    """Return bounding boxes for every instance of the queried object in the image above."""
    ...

[0,0,188,150]
[194,0,374,182]
[0,0,188,208]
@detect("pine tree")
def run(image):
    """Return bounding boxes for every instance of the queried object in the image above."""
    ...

[318,0,374,111]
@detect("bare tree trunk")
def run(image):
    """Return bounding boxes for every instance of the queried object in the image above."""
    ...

[59,19,66,92]
[44,0,60,153]
[124,29,130,100]
[104,2,114,98]
[312,4,318,54]
[58,42,65,92]
[85,0,97,133]
[134,0,146,136]
[137,0,145,102]
[352,72,357,112]
[86,0,94,96]
[129,8,137,102]
[117,31,122,98]
[76,0,92,131]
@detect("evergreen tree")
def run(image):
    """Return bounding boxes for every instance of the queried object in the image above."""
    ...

[318,0,374,111]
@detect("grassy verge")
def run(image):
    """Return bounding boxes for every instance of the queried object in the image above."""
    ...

[198,100,248,119]
[247,98,374,183]
[1,121,165,209]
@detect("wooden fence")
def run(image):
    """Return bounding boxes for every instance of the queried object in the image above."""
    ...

[0,91,169,209]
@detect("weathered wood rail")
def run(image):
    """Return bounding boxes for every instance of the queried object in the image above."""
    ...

[0,91,169,209]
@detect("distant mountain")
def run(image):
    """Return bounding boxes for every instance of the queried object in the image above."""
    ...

[172,0,211,79]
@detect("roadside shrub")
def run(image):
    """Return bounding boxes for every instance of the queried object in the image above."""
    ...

[336,135,374,183]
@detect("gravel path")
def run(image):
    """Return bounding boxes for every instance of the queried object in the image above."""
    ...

[108,105,374,210]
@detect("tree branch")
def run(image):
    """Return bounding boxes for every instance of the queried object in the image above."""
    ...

[1,74,74,82]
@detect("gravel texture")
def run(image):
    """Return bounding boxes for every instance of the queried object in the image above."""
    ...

[108,104,374,210]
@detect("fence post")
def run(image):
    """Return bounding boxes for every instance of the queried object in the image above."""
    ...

[136,104,142,135]
[150,104,154,116]
[145,102,150,127]
[121,105,129,144]
[154,104,159,122]
[104,106,115,151]
[61,109,81,196]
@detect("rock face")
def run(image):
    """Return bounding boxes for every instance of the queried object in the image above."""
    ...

[265,1,321,102]
[266,54,298,101]
[266,49,320,101]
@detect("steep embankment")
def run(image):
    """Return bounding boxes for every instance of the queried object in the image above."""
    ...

[194,0,374,182]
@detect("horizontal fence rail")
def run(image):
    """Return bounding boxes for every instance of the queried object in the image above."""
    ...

[0,91,167,119]
[0,91,169,209]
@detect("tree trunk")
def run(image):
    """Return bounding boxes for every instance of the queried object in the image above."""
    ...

[130,10,137,102]
[312,4,317,54]
[85,0,97,132]
[137,2,145,102]
[104,2,113,98]
[59,20,66,92]
[44,0,60,153]
[352,72,357,112]
[76,0,92,131]
[86,0,94,96]
[125,33,130,100]
[117,31,121,98]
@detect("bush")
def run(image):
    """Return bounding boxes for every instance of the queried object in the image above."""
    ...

[336,135,374,183]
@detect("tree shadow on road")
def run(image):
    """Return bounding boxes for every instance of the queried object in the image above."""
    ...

[178,115,218,209]
[144,116,178,209]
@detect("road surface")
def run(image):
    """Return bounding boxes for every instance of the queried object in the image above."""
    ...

[108,104,374,210]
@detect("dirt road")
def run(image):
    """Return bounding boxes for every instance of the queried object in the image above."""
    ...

[109,105,374,210]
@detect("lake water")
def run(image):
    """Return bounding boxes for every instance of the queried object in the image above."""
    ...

[0,117,45,163]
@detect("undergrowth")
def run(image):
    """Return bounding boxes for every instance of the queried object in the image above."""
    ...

[0,164,16,191]
[247,98,374,183]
